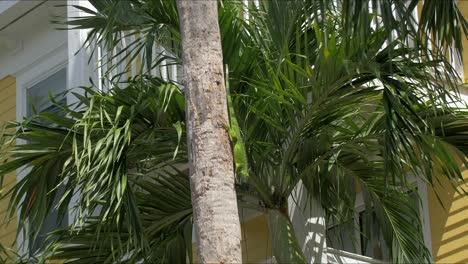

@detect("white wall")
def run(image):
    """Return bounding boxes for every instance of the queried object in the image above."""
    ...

[0,1,67,79]
[288,182,328,263]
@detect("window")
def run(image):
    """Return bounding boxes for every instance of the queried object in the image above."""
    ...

[326,190,420,261]
[25,67,68,254]
[326,219,359,254]
[26,68,66,119]
[358,210,390,260]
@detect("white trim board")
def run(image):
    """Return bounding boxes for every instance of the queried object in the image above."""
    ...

[15,44,68,122]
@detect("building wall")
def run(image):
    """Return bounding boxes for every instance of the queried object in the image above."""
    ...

[428,170,468,264]
[428,3,468,262]
[0,75,17,248]
[459,0,468,83]
[241,214,272,263]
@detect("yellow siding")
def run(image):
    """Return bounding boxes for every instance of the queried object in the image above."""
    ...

[428,169,468,264]
[427,3,468,263]
[0,75,17,249]
[458,0,468,83]
[460,0,468,82]
[417,1,423,20]
[241,213,272,263]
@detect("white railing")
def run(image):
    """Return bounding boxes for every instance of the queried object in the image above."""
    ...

[259,248,383,264]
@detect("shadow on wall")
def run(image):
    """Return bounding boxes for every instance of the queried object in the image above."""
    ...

[428,169,468,264]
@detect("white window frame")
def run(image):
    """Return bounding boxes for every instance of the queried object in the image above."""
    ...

[14,43,69,255]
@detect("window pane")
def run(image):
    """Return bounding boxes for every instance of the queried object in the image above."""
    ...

[29,187,68,254]
[327,220,360,254]
[359,211,390,261]
[358,190,419,261]
[27,68,67,117]
[328,189,421,261]
[26,68,68,254]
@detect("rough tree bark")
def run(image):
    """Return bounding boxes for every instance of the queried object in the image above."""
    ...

[176,1,242,263]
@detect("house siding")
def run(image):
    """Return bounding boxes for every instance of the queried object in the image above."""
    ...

[460,0,468,83]
[0,75,17,249]
[241,214,272,263]
[426,3,468,263]
[428,170,468,264]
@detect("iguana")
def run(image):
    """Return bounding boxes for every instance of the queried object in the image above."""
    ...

[223,65,249,180]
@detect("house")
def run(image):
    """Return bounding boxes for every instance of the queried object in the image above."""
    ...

[0,1,467,263]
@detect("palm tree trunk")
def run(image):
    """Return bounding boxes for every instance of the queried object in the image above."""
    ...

[176,1,242,263]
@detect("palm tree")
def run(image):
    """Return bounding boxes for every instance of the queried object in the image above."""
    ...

[0,0,467,263]
[1,78,192,263]
[176,1,242,262]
